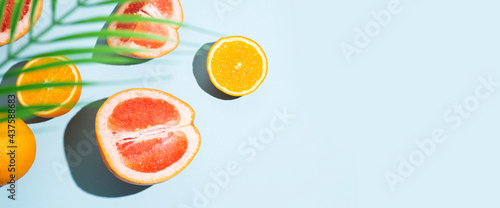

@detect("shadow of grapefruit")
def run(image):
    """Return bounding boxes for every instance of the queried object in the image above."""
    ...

[63,98,151,197]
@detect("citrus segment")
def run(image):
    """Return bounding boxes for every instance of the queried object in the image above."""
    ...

[207,36,268,96]
[0,0,43,46]
[117,131,187,173]
[116,22,169,49]
[108,97,180,132]
[1,0,31,32]
[16,56,82,118]
[124,0,176,17]
[107,0,183,59]
[96,88,200,185]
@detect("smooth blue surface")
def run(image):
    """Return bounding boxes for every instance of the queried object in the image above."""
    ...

[1,0,500,207]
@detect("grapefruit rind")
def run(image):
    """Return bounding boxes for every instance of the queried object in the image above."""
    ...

[106,0,183,59]
[0,0,43,46]
[16,56,82,118]
[107,22,179,59]
[95,88,200,185]
[206,36,268,97]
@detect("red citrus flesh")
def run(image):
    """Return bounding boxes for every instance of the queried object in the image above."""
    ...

[115,22,169,49]
[108,97,180,132]
[107,97,186,173]
[1,0,32,32]
[96,88,199,185]
[124,0,175,16]
[107,0,182,58]
[116,0,176,48]
[124,0,174,16]
[117,131,188,173]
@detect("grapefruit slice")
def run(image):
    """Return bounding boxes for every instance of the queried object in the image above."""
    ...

[0,0,43,46]
[107,0,183,59]
[95,88,200,185]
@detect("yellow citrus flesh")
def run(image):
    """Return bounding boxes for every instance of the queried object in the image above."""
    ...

[16,56,82,118]
[0,118,36,186]
[207,36,268,96]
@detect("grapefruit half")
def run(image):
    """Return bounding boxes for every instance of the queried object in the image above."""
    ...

[95,88,200,185]
[0,0,43,46]
[107,0,183,59]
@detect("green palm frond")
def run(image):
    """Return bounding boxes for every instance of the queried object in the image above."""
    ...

[29,0,41,40]
[1,0,220,68]
[0,1,7,25]
[0,0,223,122]
[81,0,148,7]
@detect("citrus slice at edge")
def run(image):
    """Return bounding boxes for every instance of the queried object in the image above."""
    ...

[16,56,82,118]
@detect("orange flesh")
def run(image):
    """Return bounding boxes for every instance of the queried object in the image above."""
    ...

[210,41,265,92]
[1,0,31,32]
[17,57,78,106]
[108,97,186,173]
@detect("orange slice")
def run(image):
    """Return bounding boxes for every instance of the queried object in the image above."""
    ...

[207,36,268,96]
[16,56,82,118]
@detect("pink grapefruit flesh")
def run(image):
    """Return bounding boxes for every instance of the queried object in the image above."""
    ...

[106,0,183,59]
[95,88,200,185]
[115,22,169,49]
[0,0,42,46]
[1,0,31,32]
[117,131,188,173]
[108,97,180,132]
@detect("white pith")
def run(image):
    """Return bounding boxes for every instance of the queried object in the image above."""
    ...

[115,125,175,146]
[96,88,200,185]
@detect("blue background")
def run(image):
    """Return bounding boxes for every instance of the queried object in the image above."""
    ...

[1,0,500,207]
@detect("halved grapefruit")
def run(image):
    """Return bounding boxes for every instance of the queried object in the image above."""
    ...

[0,0,43,46]
[95,88,200,185]
[107,0,183,59]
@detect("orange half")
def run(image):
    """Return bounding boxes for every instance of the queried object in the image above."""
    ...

[16,56,82,118]
[207,36,268,96]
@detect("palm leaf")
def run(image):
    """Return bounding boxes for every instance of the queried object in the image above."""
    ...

[0,0,222,122]
[0,1,8,32]
[29,0,41,40]
[81,0,148,6]
[70,15,225,36]
[8,0,28,54]
[0,82,91,95]
[29,46,147,58]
